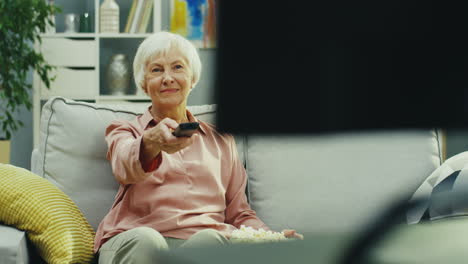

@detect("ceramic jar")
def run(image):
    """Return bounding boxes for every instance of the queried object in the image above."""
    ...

[106,54,131,95]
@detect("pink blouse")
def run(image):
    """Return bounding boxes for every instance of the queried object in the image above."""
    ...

[94,107,269,252]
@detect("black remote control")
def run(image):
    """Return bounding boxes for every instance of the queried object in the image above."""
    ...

[172,122,200,137]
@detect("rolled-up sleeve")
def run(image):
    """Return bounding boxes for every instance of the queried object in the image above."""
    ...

[105,120,161,184]
[224,136,270,230]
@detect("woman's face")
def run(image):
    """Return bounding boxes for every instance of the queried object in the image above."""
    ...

[144,48,193,109]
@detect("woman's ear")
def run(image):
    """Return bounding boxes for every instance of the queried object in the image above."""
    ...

[190,77,196,89]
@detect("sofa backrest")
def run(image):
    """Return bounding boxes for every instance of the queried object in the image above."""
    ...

[32,97,220,230]
[32,97,442,236]
[246,132,442,235]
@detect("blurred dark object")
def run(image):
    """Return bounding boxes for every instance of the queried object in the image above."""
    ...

[340,192,468,264]
[215,1,468,134]
[340,196,419,264]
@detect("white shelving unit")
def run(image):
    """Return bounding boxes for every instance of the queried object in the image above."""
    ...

[33,0,161,148]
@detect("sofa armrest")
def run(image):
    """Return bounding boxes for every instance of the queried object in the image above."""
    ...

[30,148,41,175]
[0,224,29,264]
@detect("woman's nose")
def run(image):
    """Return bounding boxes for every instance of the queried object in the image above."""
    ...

[162,72,175,85]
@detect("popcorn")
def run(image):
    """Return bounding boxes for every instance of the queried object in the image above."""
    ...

[230,225,288,244]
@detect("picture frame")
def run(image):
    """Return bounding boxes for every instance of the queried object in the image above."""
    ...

[170,0,216,48]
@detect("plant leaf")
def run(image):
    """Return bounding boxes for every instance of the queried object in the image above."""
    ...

[0,0,61,138]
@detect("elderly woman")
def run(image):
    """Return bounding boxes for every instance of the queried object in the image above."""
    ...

[94,31,302,263]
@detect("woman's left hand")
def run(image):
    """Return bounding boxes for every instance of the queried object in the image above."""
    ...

[282,229,304,240]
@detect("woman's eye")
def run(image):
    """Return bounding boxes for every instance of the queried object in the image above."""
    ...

[151,68,161,73]
[174,64,183,70]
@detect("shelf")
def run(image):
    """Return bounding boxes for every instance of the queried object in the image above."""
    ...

[40,33,156,39]
[40,33,96,38]
[97,95,150,101]
[40,96,96,101]
[40,32,219,48]
[99,33,154,38]
[33,0,163,149]
[39,95,150,101]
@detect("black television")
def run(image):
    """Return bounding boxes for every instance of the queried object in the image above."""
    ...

[214,1,468,134]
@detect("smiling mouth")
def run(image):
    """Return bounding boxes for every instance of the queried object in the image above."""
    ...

[160,88,179,93]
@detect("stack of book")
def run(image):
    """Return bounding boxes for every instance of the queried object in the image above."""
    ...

[124,0,153,33]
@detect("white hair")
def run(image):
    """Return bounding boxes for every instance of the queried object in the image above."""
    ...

[133,31,202,93]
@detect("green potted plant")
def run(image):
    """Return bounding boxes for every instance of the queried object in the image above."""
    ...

[0,0,60,161]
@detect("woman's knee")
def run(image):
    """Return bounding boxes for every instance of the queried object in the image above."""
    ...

[192,229,224,239]
[182,229,230,248]
[126,227,168,251]
[99,227,168,264]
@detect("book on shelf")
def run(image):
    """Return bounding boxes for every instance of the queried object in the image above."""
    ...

[129,0,145,33]
[124,0,138,33]
[138,0,153,33]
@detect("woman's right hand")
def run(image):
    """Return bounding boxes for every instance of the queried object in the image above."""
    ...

[142,118,197,156]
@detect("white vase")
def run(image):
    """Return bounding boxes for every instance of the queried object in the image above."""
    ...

[100,0,119,33]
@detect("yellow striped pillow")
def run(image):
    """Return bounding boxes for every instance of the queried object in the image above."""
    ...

[0,164,95,264]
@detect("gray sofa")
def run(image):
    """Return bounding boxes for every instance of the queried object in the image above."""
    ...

[0,96,444,263]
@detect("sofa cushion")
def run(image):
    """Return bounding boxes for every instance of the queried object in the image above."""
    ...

[34,96,221,230]
[246,130,441,235]
[0,164,95,264]
[0,225,29,264]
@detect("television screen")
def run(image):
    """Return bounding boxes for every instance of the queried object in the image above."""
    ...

[214,1,468,134]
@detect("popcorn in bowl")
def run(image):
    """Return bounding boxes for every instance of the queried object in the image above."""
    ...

[230,225,289,244]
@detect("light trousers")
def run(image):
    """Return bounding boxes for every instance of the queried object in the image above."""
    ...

[98,227,230,264]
